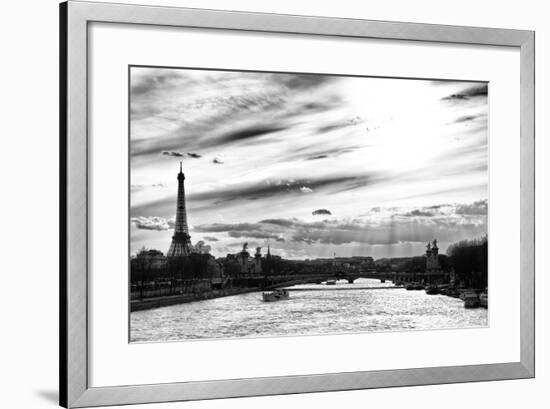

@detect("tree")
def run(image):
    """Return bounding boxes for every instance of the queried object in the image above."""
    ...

[447,235,488,288]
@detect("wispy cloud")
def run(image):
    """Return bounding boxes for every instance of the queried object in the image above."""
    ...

[162,151,184,157]
[203,236,220,242]
[442,84,488,102]
[456,199,488,215]
[189,175,374,204]
[130,68,488,257]
[186,200,487,248]
[131,216,174,231]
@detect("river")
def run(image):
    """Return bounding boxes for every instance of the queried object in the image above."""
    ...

[130,278,488,342]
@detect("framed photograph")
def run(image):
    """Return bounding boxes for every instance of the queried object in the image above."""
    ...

[60,1,534,407]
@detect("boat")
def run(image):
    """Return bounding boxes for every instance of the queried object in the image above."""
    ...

[460,290,477,301]
[262,289,290,302]
[425,284,439,295]
[414,283,425,290]
[406,283,415,291]
[325,280,337,285]
[463,293,481,308]
[480,292,488,308]
[446,287,460,298]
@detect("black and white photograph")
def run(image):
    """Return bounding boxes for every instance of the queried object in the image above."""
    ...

[129,67,489,342]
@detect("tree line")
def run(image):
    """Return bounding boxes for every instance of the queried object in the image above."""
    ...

[447,235,488,288]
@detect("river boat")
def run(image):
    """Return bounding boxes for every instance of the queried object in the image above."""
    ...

[463,293,481,308]
[325,280,337,285]
[460,290,477,301]
[406,283,415,290]
[425,284,439,295]
[262,289,290,302]
[414,283,425,290]
[480,292,488,308]
[446,288,460,298]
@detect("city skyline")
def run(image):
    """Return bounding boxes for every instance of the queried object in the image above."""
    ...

[130,67,488,260]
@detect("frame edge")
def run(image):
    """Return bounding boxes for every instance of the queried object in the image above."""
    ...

[519,30,535,378]
[59,1,69,407]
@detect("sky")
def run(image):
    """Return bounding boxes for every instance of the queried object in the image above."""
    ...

[129,67,488,260]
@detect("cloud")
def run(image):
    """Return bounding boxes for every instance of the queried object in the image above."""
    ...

[189,175,373,203]
[195,213,486,247]
[217,125,286,144]
[195,221,286,242]
[300,186,313,193]
[463,84,488,97]
[203,236,220,242]
[162,151,184,157]
[290,218,486,246]
[260,219,296,227]
[227,231,284,241]
[307,155,329,161]
[427,204,450,210]
[131,216,174,231]
[456,199,488,215]
[131,70,184,96]
[312,209,332,216]
[187,152,202,158]
[454,115,478,123]
[296,146,360,162]
[194,223,262,233]
[402,209,436,217]
[129,69,345,158]
[275,73,335,90]
[318,123,352,133]
[131,183,166,191]
[189,199,487,250]
[442,84,488,102]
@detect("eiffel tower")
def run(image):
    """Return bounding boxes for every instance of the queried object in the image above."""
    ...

[167,162,193,257]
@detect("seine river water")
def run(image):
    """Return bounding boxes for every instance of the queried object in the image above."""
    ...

[130,279,488,342]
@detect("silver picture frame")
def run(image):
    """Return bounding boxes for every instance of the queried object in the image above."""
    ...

[60,1,535,407]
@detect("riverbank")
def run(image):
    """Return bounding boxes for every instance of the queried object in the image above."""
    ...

[130,286,259,312]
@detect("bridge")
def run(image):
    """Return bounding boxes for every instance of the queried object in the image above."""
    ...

[232,269,448,290]
[233,270,390,290]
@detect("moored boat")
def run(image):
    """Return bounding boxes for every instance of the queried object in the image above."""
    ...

[325,280,337,285]
[480,292,488,308]
[463,293,481,308]
[446,288,460,298]
[262,289,290,302]
[425,284,439,295]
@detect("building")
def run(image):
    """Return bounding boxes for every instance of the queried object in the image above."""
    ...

[130,248,167,283]
[167,162,193,257]
[425,239,440,270]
